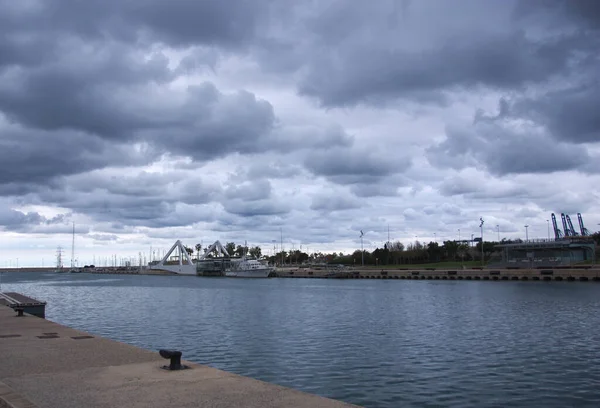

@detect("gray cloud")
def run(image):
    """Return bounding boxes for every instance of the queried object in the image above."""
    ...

[310,189,362,213]
[247,0,598,108]
[88,234,119,242]
[0,119,153,192]
[222,199,291,217]
[427,117,591,176]
[0,1,269,54]
[512,82,600,144]
[225,179,272,201]
[2,0,600,261]
[0,206,84,234]
[304,147,411,185]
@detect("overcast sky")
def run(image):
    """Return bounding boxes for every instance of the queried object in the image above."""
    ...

[1,0,599,267]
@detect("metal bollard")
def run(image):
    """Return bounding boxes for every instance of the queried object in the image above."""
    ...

[159,349,189,371]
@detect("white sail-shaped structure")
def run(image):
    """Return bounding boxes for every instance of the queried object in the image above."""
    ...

[150,240,196,275]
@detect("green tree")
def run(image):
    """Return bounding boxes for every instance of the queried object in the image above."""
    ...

[225,242,236,255]
[475,241,497,260]
[443,240,459,261]
[235,245,248,256]
[195,243,202,260]
[249,246,262,259]
[427,241,442,261]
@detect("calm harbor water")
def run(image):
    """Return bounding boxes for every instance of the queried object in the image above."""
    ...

[2,272,600,407]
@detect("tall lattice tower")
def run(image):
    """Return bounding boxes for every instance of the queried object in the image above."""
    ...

[56,246,64,271]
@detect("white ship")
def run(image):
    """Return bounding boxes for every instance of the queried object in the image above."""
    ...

[225,256,273,278]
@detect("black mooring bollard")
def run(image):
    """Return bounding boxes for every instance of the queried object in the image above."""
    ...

[159,349,189,371]
[15,307,24,317]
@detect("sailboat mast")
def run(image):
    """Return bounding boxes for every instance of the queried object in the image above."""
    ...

[280,228,283,266]
[71,222,75,268]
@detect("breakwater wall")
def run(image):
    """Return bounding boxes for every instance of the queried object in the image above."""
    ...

[276,267,600,282]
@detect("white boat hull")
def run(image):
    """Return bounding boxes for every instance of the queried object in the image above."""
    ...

[225,269,272,278]
[149,264,197,275]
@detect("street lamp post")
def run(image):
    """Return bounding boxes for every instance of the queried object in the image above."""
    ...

[525,225,529,241]
[496,224,500,241]
[360,230,364,266]
[480,218,485,267]
[547,220,550,240]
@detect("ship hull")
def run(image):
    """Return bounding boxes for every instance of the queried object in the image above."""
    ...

[225,269,272,278]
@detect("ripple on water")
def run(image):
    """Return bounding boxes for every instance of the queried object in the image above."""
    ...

[3,274,600,408]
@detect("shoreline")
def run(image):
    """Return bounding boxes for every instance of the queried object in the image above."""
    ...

[2,266,600,282]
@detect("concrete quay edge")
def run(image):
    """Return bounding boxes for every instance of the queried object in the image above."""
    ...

[0,305,358,408]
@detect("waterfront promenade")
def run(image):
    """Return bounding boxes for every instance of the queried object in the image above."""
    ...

[0,304,357,408]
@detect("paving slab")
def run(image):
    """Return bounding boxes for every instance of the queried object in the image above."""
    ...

[0,305,358,408]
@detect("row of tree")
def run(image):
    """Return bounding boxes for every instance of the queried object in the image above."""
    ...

[182,242,262,260]
[182,232,600,266]
[260,240,499,266]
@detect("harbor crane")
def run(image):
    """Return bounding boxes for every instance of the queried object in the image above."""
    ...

[551,213,563,239]
[566,214,578,236]
[561,213,571,237]
[577,213,589,236]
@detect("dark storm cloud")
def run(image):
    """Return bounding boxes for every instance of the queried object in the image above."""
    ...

[0,206,79,233]
[427,121,589,176]
[297,32,579,107]
[511,83,600,144]
[145,83,277,160]
[304,148,411,185]
[0,42,172,137]
[222,199,291,217]
[515,0,600,29]
[0,0,268,52]
[0,208,43,230]
[0,0,349,192]
[0,120,153,192]
[248,0,598,108]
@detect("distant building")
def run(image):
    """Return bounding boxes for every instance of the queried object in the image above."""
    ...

[494,238,596,267]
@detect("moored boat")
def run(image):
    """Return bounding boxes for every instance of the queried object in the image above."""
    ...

[225,256,273,278]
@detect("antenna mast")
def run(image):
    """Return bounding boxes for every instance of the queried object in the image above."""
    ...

[387,225,390,248]
[56,246,64,270]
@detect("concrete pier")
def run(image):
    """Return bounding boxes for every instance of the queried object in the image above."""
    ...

[0,292,47,318]
[0,303,358,408]
[276,266,600,281]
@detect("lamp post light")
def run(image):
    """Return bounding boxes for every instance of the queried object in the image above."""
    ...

[546,220,550,240]
[496,224,500,241]
[525,225,529,241]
